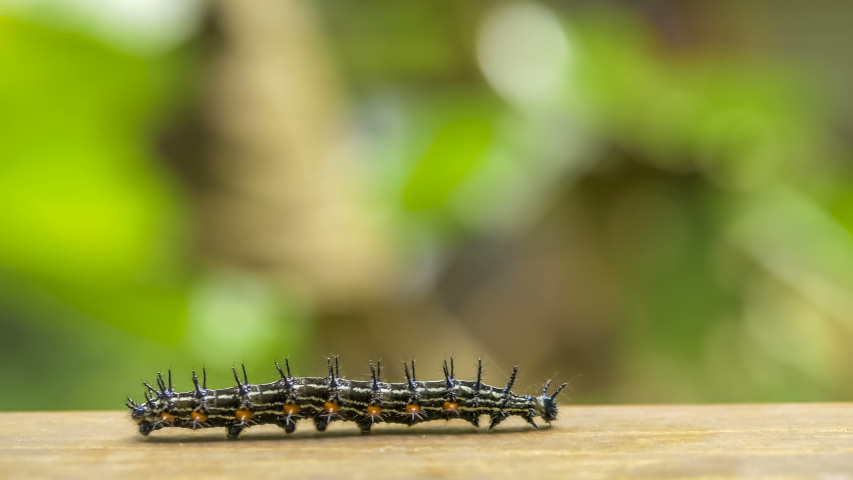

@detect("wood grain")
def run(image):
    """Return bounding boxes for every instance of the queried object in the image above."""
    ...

[1,404,851,479]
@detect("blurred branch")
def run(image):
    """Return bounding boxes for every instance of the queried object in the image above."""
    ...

[197,0,395,305]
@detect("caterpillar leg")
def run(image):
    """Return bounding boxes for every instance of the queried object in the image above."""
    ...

[227,422,249,439]
[488,411,509,431]
[459,411,480,427]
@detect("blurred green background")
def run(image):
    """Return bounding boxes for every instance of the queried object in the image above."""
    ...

[2,0,853,411]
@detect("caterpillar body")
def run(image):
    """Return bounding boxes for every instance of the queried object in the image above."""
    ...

[126,357,567,439]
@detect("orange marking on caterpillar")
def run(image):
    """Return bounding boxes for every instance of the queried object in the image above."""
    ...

[324,402,339,414]
[159,412,176,423]
[191,411,207,422]
[284,403,300,416]
[366,405,382,417]
[405,404,420,415]
[235,409,253,422]
[443,402,459,412]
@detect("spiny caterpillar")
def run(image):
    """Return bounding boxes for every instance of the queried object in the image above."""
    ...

[126,357,567,439]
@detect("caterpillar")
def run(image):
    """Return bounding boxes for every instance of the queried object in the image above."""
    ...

[126,357,567,439]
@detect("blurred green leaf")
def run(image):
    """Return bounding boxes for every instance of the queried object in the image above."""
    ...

[402,116,494,211]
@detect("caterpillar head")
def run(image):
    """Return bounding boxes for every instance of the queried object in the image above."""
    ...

[126,371,175,435]
[538,380,567,422]
[128,403,146,421]
[125,397,161,435]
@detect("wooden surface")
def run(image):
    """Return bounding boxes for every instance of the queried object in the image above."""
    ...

[1,404,852,479]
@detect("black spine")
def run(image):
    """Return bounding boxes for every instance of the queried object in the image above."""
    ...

[551,383,567,399]
[404,360,419,403]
